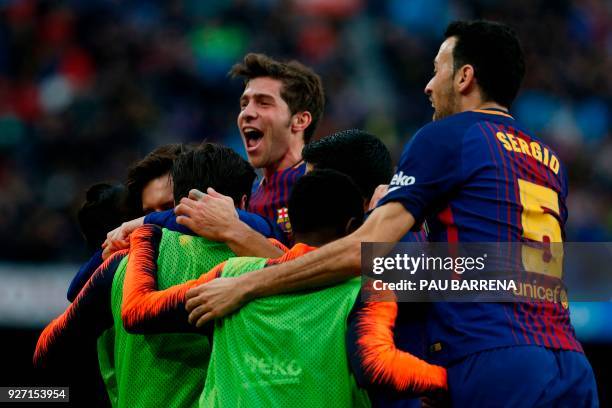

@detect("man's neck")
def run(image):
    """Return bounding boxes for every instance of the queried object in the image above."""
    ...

[262,144,303,179]
[473,101,509,112]
[461,97,509,113]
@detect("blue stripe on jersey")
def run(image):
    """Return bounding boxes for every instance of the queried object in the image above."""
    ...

[248,162,307,242]
[378,109,582,365]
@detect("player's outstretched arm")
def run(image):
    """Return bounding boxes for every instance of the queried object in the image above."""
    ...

[120,224,224,334]
[33,250,127,368]
[185,202,415,327]
[175,188,284,258]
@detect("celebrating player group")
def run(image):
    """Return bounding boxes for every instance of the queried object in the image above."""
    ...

[34,20,598,407]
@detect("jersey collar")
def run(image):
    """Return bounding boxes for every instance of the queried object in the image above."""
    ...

[472,108,514,119]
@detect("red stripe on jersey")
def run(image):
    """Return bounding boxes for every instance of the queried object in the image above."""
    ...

[484,122,513,242]
[502,124,543,346]
[480,124,504,242]
[499,125,543,347]
[510,126,573,350]
[438,206,458,243]
[485,122,532,344]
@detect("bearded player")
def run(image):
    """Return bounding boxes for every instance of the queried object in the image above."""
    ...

[185,21,597,407]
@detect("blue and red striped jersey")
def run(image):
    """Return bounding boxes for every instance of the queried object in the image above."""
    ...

[249,162,306,237]
[378,108,582,365]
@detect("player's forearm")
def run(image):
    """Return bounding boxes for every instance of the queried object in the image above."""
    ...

[241,235,362,299]
[121,286,197,334]
[224,220,284,258]
[236,203,413,302]
[350,300,447,394]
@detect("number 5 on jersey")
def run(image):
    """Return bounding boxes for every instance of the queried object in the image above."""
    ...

[518,179,563,278]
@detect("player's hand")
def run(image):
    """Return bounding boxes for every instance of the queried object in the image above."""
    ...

[101,217,145,260]
[101,244,123,261]
[175,188,239,242]
[369,184,389,211]
[185,277,249,327]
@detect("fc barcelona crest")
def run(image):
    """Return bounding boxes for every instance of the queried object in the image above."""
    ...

[276,207,292,234]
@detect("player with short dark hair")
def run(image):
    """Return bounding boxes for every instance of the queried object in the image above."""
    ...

[186,20,597,406]
[67,183,132,302]
[302,129,393,206]
[78,183,132,252]
[125,143,189,214]
[34,143,257,408]
[69,144,192,300]
[119,170,433,406]
[121,169,362,332]
[55,182,132,406]
[101,143,193,258]
[171,143,256,207]
[171,128,415,258]
[286,168,364,245]
[443,21,525,113]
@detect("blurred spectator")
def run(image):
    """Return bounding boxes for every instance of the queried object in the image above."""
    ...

[0,0,610,262]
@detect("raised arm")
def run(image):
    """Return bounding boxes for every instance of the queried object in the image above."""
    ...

[185,202,415,327]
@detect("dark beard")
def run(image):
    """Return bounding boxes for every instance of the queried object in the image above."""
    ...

[433,85,457,121]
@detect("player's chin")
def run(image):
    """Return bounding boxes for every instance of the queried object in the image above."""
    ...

[432,110,447,121]
[247,153,264,169]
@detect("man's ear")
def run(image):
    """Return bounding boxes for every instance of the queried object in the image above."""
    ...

[344,217,362,235]
[455,64,476,94]
[239,194,248,210]
[291,111,312,134]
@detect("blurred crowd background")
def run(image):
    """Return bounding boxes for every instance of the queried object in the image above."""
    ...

[0,0,610,402]
[0,0,610,262]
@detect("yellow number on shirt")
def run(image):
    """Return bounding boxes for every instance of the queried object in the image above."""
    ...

[517,179,563,278]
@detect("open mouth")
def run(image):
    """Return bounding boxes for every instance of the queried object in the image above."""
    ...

[243,128,264,152]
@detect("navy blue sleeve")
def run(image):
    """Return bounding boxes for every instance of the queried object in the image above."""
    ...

[144,208,286,244]
[236,209,286,243]
[144,209,175,228]
[144,209,192,234]
[67,249,104,302]
[35,252,126,368]
[377,122,463,229]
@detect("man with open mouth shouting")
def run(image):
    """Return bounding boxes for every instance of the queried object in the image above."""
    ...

[230,53,325,239]
[103,54,326,262]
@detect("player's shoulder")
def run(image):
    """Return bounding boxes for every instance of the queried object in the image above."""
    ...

[414,111,488,140]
